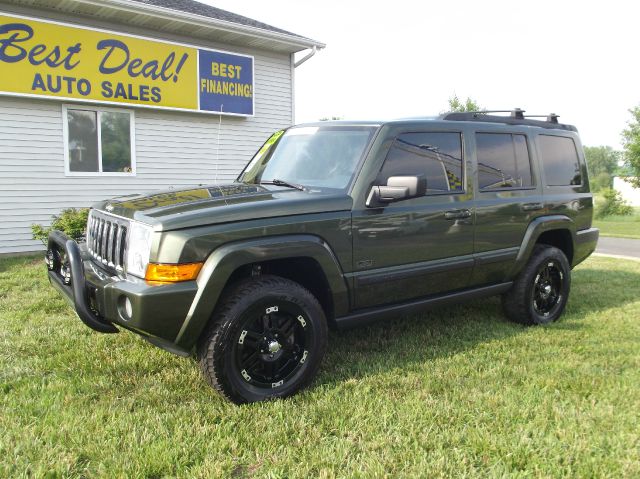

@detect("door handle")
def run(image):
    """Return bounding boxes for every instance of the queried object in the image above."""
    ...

[444,209,471,220]
[522,202,544,211]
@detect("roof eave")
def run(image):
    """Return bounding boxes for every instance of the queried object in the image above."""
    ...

[74,0,325,52]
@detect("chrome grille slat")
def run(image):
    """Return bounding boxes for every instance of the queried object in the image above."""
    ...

[88,216,94,252]
[90,216,96,252]
[98,219,103,259]
[95,219,102,260]
[114,225,124,272]
[87,216,93,252]
[119,226,128,271]
[112,224,119,267]
[112,225,122,267]
[94,219,100,259]
[87,211,130,274]
[100,219,108,264]
[96,219,102,259]
[106,222,115,267]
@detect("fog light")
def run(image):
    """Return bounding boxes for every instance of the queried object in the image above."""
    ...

[61,263,71,285]
[45,250,55,270]
[119,296,133,321]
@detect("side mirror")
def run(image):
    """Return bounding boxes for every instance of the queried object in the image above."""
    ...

[366,175,426,207]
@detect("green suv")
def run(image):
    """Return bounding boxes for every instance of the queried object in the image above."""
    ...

[47,110,599,403]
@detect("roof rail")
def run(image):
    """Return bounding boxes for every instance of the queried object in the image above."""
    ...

[524,113,560,124]
[440,108,576,131]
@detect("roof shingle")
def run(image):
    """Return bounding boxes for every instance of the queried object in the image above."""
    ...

[128,0,310,40]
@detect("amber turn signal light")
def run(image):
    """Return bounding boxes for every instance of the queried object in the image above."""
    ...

[145,262,203,282]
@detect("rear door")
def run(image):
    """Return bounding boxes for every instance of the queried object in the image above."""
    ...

[471,130,544,285]
[537,133,592,231]
[350,127,475,309]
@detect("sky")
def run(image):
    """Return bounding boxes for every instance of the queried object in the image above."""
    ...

[203,0,639,149]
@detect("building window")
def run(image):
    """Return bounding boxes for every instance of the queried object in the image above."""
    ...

[476,133,533,190]
[538,135,582,186]
[377,132,464,195]
[63,105,135,175]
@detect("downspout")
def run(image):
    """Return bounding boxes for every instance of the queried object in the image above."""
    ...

[292,46,319,124]
[294,46,318,68]
[290,52,296,124]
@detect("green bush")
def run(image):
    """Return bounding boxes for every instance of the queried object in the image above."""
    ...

[31,208,89,245]
[590,172,613,192]
[595,189,633,219]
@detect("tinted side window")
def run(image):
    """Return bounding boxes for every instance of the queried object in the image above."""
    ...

[378,132,463,194]
[538,135,581,186]
[476,133,533,190]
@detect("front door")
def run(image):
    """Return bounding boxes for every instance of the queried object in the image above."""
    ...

[351,129,475,309]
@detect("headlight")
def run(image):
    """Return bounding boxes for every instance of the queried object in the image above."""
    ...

[126,221,153,278]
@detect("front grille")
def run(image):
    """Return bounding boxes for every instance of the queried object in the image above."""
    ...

[86,210,129,273]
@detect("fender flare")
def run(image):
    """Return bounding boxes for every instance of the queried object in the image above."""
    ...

[510,214,575,277]
[173,234,349,350]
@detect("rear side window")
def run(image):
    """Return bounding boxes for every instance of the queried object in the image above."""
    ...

[538,135,582,186]
[476,133,533,190]
[377,132,464,194]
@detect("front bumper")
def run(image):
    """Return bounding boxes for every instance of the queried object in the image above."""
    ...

[47,231,198,356]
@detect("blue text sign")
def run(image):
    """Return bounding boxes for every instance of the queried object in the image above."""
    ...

[198,49,254,115]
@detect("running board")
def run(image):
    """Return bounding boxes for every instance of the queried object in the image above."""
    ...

[335,282,513,330]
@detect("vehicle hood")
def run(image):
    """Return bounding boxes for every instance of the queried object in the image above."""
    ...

[94,183,353,231]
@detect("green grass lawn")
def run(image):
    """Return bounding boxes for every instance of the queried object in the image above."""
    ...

[593,208,640,239]
[593,193,640,239]
[1,255,639,478]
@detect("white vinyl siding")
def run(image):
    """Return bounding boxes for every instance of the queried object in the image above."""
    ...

[0,46,292,254]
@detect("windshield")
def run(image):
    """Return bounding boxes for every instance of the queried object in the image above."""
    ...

[238,125,377,190]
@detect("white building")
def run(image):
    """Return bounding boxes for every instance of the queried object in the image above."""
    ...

[0,0,323,254]
[613,176,640,207]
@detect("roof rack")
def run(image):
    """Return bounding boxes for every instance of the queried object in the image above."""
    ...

[440,108,575,131]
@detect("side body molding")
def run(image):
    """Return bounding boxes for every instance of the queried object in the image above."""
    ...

[174,235,349,350]
[510,214,575,277]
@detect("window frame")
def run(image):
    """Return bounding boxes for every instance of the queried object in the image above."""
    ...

[476,131,536,192]
[62,104,136,177]
[379,130,466,197]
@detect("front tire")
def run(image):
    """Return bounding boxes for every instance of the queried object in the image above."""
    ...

[197,275,328,404]
[502,245,571,325]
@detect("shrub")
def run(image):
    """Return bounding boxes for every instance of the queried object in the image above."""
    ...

[595,188,633,219]
[590,172,613,192]
[31,208,89,245]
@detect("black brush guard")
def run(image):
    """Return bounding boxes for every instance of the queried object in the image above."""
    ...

[47,230,119,334]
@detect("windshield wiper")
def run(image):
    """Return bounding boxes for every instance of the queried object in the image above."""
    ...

[259,179,305,191]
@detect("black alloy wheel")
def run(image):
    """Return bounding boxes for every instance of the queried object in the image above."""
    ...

[198,275,327,404]
[532,259,564,318]
[233,300,312,389]
[502,244,571,325]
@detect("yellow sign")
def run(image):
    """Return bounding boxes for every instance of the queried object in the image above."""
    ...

[0,13,255,115]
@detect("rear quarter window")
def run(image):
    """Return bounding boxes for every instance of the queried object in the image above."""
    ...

[538,135,582,186]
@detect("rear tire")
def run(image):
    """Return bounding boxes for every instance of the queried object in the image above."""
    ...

[502,245,571,325]
[197,275,328,404]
